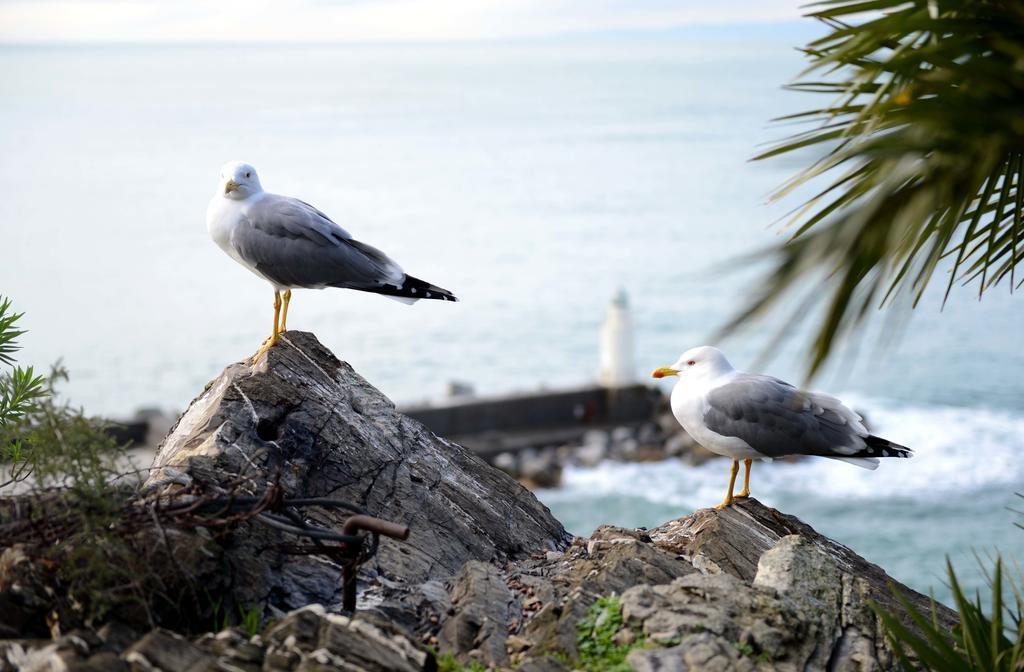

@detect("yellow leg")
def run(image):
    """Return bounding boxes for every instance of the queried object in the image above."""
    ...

[252,292,282,361]
[714,460,739,510]
[737,459,752,498]
[279,289,292,333]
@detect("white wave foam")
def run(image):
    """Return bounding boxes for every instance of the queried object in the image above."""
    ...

[539,397,1024,508]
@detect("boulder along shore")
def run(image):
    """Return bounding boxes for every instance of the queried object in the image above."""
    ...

[1,332,952,671]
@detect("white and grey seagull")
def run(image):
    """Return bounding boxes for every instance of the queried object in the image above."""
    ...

[652,346,911,509]
[207,161,457,359]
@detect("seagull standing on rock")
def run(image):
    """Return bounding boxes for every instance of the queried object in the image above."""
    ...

[207,161,457,360]
[652,346,911,509]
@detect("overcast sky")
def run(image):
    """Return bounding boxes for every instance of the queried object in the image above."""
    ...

[0,0,806,43]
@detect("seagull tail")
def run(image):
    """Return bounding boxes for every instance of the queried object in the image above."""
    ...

[368,274,459,303]
[827,435,910,469]
[828,456,879,470]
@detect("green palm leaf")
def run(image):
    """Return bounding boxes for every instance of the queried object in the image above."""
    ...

[726,0,1024,377]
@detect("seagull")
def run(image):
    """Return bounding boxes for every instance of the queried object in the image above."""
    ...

[652,346,911,509]
[207,161,457,359]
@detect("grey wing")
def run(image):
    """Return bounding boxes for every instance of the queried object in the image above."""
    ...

[702,375,868,457]
[231,195,405,289]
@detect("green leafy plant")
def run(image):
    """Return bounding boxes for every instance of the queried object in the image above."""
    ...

[0,297,125,493]
[208,592,227,631]
[1,362,125,494]
[575,595,645,672]
[434,652,487,672]
[239,605,262,637]
[728,0,1024,377]
[0,297,186,631]
[873,557,1024,671]
[0,297,46,432]
[735,640,772,662]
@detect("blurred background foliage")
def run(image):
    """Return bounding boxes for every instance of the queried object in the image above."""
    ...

[728,0,1024,377]
[0,296,124,492]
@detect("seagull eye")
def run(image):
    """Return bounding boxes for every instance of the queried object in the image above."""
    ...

[245,172,251,178]
[687,360,696,366]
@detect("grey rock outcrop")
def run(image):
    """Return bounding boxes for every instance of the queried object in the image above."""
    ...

[422,500,954,671]
[439,561,514,667]
[146,331,571,613]
[2,333,958,672]
[648,498,955,629]
[621,541,885,671]
[2,606,433,672]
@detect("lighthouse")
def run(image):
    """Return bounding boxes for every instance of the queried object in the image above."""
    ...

[599,289,636,387]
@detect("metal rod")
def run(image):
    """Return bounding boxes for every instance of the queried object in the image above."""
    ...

[341,514,411,611]
[256,513,362,542]
[342,514,410,541]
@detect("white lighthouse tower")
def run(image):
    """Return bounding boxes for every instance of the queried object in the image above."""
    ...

[599,289,636,387]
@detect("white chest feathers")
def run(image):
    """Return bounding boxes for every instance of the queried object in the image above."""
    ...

[669,375,762,460]
[206,193,265,267]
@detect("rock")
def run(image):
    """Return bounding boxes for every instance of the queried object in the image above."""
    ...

[621,571,829,670]
[261,605,431,672]
[648,498,956,631]
[636,422,659,444]
[618,538,901,671]
[656,410,682,435]
[753,535,885,671]
[611,427,634,443]
[629,633,756,672]
[574,441,606,467]
[104,420,150,450]
[5,604,436,672]
[517,526,695,660]
[134,408,178,449]
[0,545,52,639]
[146,331,570,613]
[495,501,952,671]
[96,623,141,655]
[3,496,956,672]
[438,561,513,667]
[492,451,519,476]
[612,627,636,647]
[616,437,640,458]
[581,429,609,448]
[753,535,843,612]
[1,333,960,672]
[517,448,562,489]
[517,656,571,672]
[123,630,213,671]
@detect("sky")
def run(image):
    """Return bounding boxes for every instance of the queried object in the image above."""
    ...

[0,0,806,43]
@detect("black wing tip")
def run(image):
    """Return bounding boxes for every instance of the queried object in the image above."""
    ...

[367,274,458,302]
[403,274,458,302]
[864,434,913,458]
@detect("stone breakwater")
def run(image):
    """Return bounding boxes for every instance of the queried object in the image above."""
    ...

[1,332,952,671]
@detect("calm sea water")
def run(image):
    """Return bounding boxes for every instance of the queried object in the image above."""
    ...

[1,36,1021,604]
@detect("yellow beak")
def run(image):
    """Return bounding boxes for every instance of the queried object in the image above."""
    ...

[224,180,239,194]
[652,366,680,379]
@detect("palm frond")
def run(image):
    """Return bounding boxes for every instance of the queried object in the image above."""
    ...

[728,0,1024,378]
[0,297,27,367]
[872,556,1024,671]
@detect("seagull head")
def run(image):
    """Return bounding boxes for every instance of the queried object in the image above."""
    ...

[218,161,263,200]
[652,346,734,383]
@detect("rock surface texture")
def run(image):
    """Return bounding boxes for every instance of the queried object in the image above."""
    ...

[2,333,957,671]
[146,331,572,613]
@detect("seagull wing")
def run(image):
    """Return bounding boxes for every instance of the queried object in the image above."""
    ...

[230,195,406,290]
[702,374,870,458]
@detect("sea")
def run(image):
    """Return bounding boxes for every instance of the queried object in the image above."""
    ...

[1,28,1022,606]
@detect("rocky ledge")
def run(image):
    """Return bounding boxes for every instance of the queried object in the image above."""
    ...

[1,332,954,671]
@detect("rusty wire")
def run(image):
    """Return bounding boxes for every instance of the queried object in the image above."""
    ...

[0,482,410,611]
